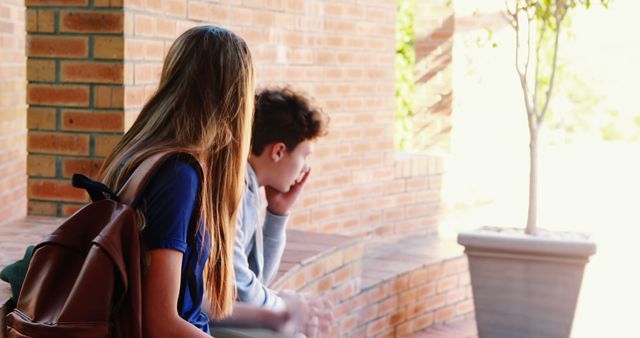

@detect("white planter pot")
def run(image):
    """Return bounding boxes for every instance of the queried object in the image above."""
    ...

[458,228,596,338]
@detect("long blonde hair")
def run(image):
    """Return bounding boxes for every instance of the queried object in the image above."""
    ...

[100,26,254,318]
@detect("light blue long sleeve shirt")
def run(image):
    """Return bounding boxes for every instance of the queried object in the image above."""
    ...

[234,164,288,310]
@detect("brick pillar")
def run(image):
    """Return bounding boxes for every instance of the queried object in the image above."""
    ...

[26,0,124,216]
[413,0,454,152]
[0,0,28,225]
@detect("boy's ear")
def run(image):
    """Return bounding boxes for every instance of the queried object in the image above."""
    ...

[270,142,287,162]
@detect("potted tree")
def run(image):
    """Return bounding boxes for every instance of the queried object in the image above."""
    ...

[457,1,608,337]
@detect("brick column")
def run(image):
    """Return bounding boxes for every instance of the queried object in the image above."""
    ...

[26,0,124,216]
[0,0,28,225]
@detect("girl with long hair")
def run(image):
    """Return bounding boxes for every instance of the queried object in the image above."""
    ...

[100,26,290,337]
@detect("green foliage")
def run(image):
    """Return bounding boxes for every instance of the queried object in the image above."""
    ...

[517,0,611,122]
[528,0,636,143]
[395,0,415,151]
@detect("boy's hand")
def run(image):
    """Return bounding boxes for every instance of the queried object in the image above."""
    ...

[276,291,334,338]
[265,168,310,216]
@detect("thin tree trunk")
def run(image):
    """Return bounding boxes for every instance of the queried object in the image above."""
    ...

[526,126,538,235]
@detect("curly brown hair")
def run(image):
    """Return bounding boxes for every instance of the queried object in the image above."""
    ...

[251,87,329,156]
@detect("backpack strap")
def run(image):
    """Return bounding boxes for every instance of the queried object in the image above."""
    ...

[177,219,199,312]
[116,151,203,313]
[117,151,181,206]
[72,174,119,202]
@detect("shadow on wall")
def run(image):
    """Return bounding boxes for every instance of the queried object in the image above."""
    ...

[413,8,454,153]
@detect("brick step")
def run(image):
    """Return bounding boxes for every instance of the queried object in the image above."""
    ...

[1,218,475,338]
[331,236,473,337]
[271,229,364,296]
[403,318,477,338]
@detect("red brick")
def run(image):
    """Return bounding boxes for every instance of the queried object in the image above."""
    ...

[227,7,252,25]
[339,315,358,335]
[293,270,306,289]
[409,267,429,287]
[418,282,436,299]
[155,18,175,39]
[340,279,359,300]
[435,305,455,323]
[316,274,333,293]
[324,251,343,272]
[28,178,88,202]
[398,289,417,306]
[27,59,56,82]
[134,15,154,36]
[26,0,88,6]
[396,320,413,336]
[94,0,123,7]
[415,312,434,330]
[209,4,230,22]
[254,11,274,26]
[28,84,90,107]
[378,296,397,316]
[446,288,466,305]
[378,329,394,338]
[62,203,83,216]
[187,1,208,21]
[60,11,123,33]
[167,0,186,18]
[427,265,446,280]
[391,275,409,293]
[143,40,164,61]
[27,154,56,177]
[406,301,428,319]
[456,299,474,315]
[61,157,103,178]
[26,10,37,32]
[360,303,377,323]
[425,294,447,312]
[28,132,89,156]
[144,0,162,12]
[94,37,123,60]
[123,86,145,108]
[28,200,57,216]
[388,308,406,326]
[61,110,123,132]
[28,35,88,58]
[366,316,386,336]
[367,283,389,303]
[332,265,353,285]
[60,61,123,84]
[94,85,124,109]
[133,63,161,84]
[27,107,56,130]
[437,275,458,293]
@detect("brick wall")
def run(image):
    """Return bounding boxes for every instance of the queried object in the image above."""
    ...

[12,0,450,241]
[25,0,124,216]
[0,0,28,226]
[120,0,445,240]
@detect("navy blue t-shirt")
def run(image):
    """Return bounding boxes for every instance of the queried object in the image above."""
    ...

[136,156,211,333]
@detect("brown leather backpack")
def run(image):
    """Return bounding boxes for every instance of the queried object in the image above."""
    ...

[5,152,181,338]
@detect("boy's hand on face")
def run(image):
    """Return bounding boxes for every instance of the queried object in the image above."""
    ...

[265,168,310,216]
